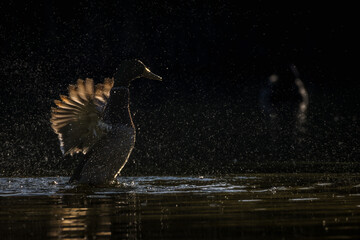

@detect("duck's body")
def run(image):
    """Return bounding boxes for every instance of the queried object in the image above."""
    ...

[70,87,136,184]
[259,64,308,123]
[51,60,161,185]
[71,123,135,184]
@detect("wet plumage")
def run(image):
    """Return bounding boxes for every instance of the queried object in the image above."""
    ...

[50,60,162,185]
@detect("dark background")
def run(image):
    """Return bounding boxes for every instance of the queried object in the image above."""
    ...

[0,1,358,176]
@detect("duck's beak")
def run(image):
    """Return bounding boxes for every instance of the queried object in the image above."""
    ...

[143,67,162,81]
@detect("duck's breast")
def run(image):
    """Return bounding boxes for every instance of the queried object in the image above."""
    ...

[78,124,135,184]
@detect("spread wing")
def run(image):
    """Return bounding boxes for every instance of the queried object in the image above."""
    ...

[50,78,114,156]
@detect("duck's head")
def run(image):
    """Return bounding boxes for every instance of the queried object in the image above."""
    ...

[114,59,162,87]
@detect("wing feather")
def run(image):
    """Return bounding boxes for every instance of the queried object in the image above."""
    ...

[50,78,114,155]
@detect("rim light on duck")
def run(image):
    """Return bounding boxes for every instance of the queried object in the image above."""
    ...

[50,60,162,185]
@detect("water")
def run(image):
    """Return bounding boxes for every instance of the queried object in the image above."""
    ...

[0,174,359,239]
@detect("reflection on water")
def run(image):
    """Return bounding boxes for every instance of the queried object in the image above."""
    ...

[0,174,360,239]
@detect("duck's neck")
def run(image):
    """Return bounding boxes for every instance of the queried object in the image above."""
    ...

[115,70,136,88]
[103,87,134,129]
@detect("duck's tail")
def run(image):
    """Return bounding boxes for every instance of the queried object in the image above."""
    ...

[50,78,114,156]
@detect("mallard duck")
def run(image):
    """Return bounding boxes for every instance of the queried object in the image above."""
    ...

[50,60,162,185]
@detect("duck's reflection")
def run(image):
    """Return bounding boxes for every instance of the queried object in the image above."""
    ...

[47,192,141,239]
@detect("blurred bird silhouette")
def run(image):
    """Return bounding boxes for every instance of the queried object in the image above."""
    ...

[259,64,309,129]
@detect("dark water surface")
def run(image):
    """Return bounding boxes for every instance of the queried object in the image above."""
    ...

[0,174,360,239]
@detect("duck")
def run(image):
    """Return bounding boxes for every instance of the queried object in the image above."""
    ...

[50,59,162,185]
[259,64,309,125]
